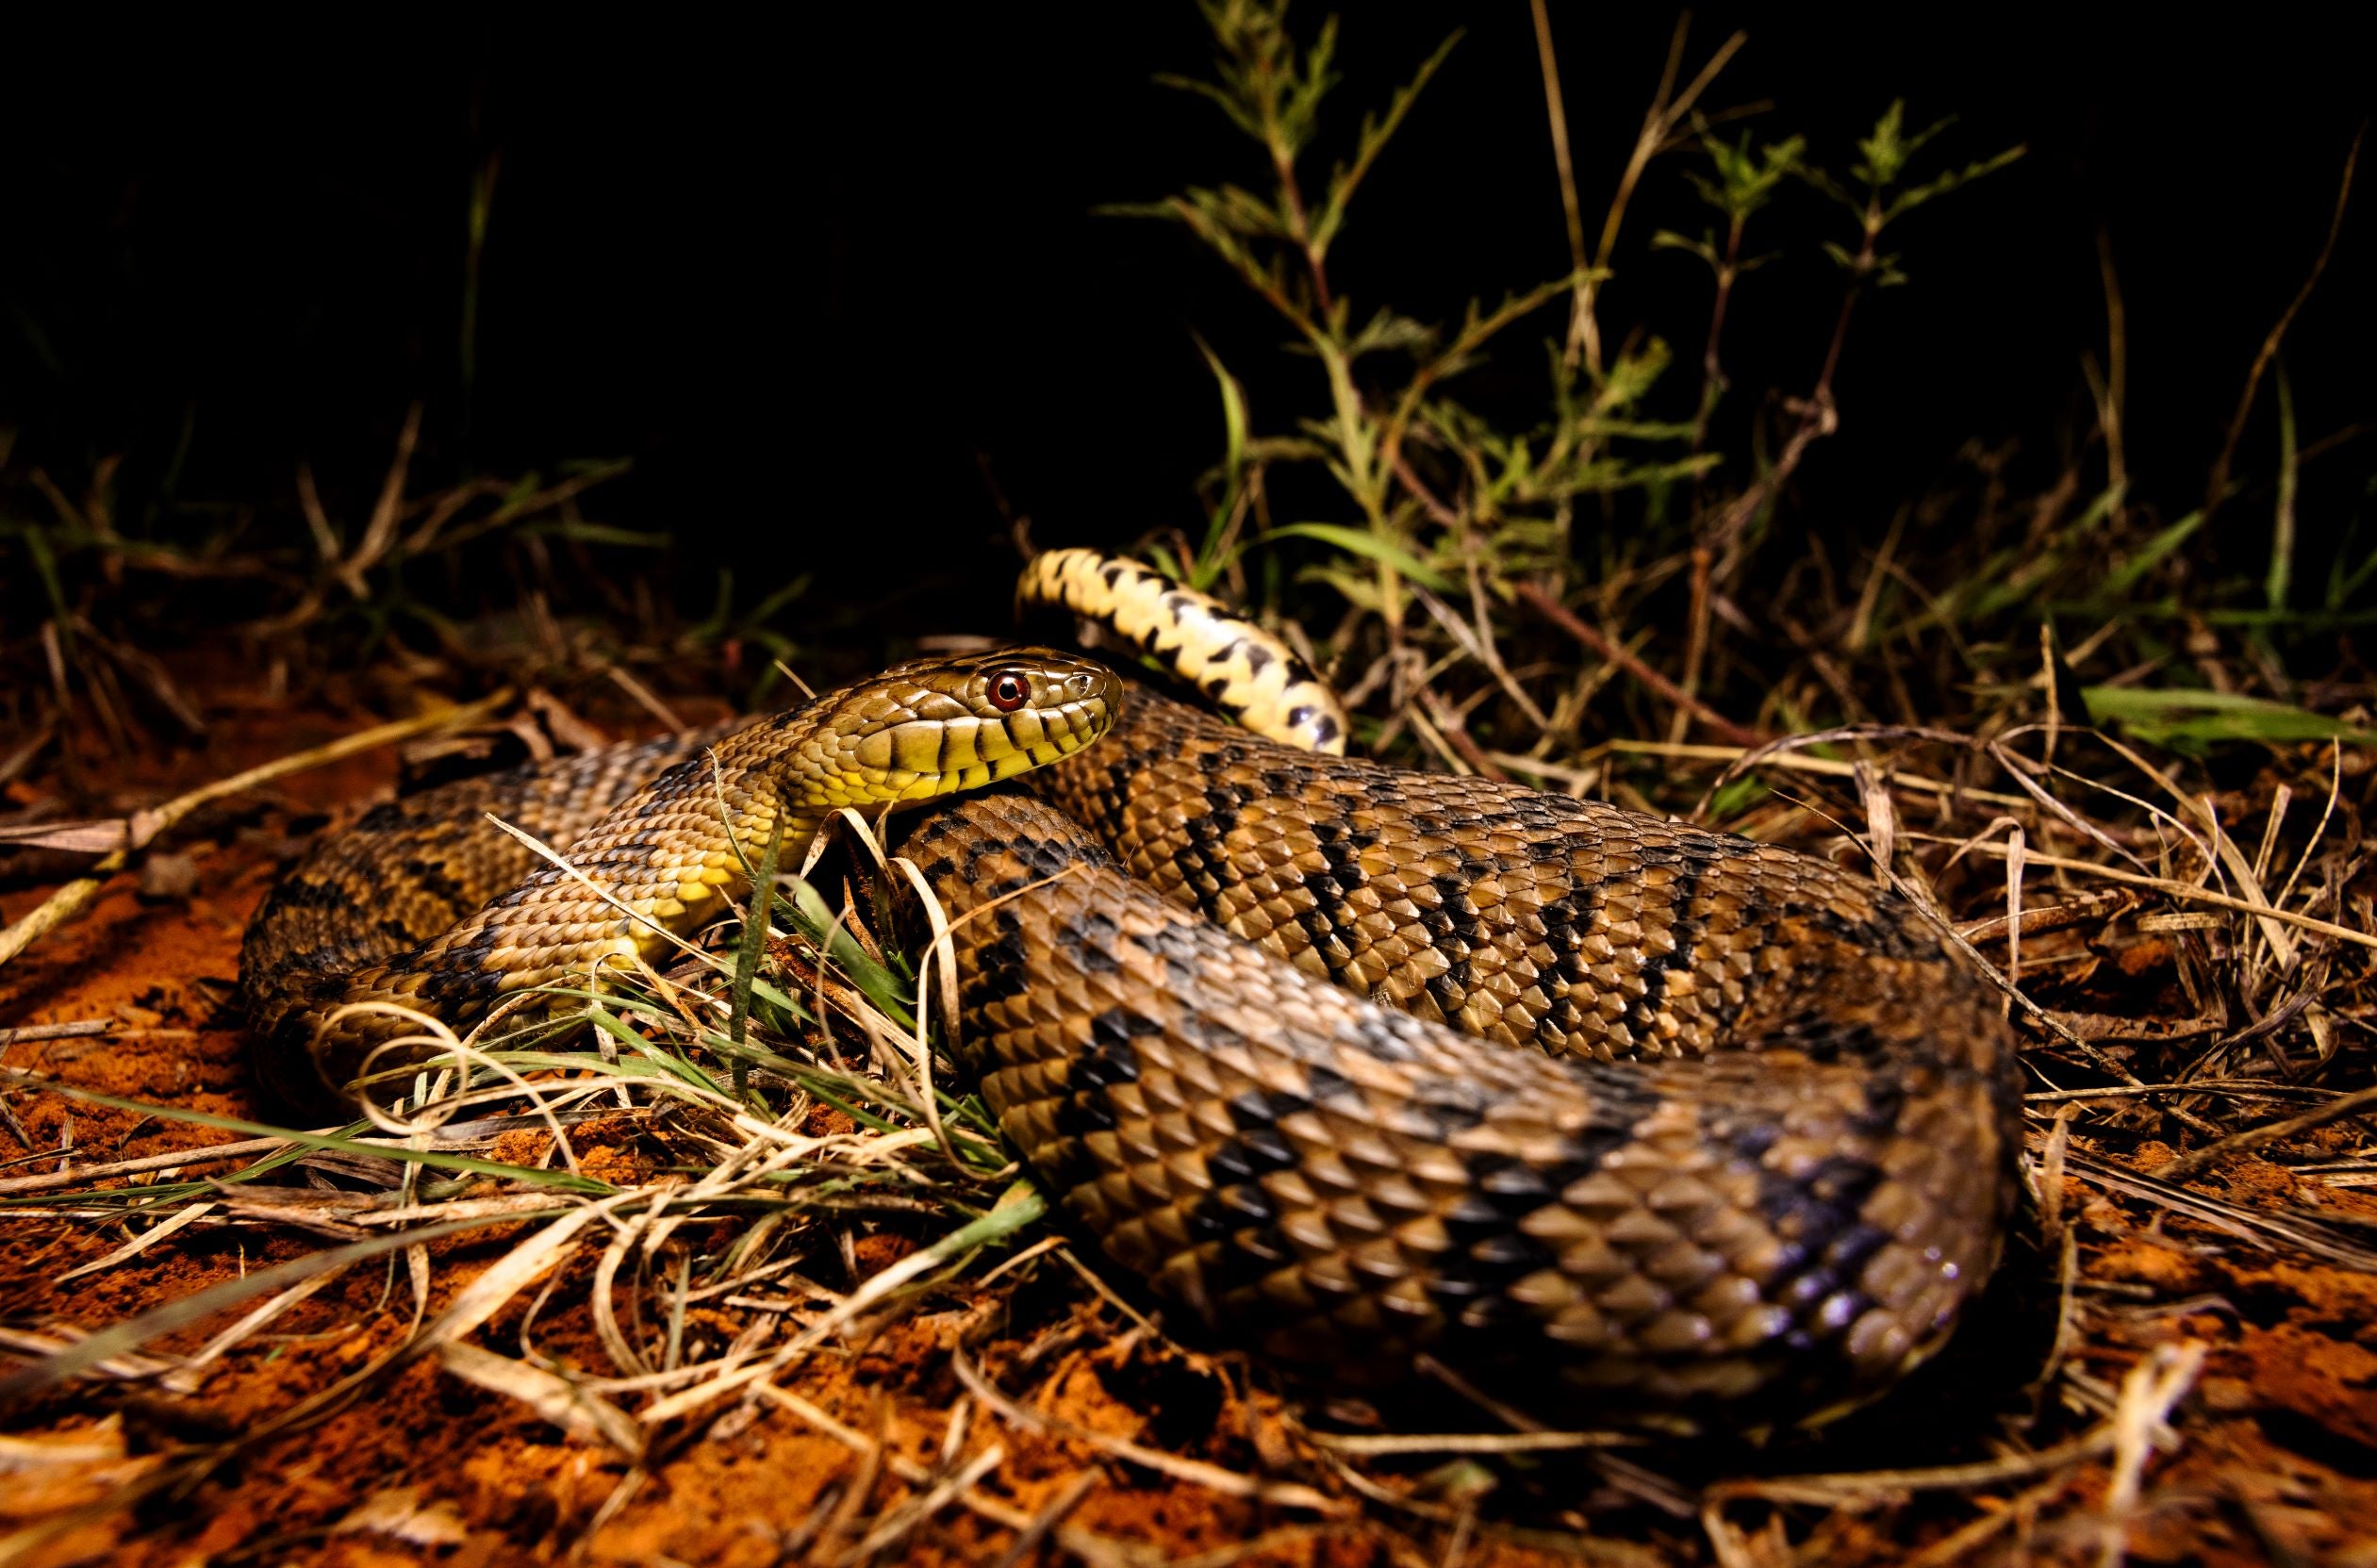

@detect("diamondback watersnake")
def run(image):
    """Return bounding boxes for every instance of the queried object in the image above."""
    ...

[239,551,2022,1427]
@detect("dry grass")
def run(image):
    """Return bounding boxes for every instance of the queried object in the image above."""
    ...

[2,540,2373,1561]
[2,2,2374,1564]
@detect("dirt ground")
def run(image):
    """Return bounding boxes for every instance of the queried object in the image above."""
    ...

[5,678,2377,1567]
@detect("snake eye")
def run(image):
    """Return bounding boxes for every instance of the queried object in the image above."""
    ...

[986,670,1030,713]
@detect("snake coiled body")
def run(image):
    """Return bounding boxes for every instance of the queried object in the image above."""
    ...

[241,555,2021,1426]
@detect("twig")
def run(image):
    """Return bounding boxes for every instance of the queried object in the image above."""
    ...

[2062,1149,2377,1271]
[1527,0,1591,361]
[1571,20,1746,374]
[988,1471,1098,1568]
[345,404,421,592]
[1959,891,2138,945]
[1311,1429,1633,1456]
[1932,840,2377,953]
[2153,1081,2377,1182]
[1411,690,1499,779]
[2025,1080,2339,1106]
[1513,581,1764,746]
[2202,127,2362,528]
[1705,1428,2120,1507]
[0,1133,290,1196]
[0,1018,113,1048]
[2096,228,2129,503]
[604,664,690,737]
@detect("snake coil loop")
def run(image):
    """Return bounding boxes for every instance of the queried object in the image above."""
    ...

[241,552,2020,1428]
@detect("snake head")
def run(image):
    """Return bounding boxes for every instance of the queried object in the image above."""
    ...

[823,647,1122,803]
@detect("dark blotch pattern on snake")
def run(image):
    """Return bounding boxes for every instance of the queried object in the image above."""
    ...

[240,556,2021,1428]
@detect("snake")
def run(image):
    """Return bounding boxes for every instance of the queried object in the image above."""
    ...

[239,550,2022,1428]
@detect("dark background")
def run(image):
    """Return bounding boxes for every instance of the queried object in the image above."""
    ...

[4,6,2372,640]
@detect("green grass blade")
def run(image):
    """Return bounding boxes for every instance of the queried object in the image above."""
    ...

[1258,522,1453,592]
[782,876,916,1031]
[2082,685,2377,750]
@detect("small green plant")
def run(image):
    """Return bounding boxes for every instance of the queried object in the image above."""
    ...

[1124,2,2020,663]
[1114,0,2372,771]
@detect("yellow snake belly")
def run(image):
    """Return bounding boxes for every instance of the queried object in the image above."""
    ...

[240,560,2021,1427]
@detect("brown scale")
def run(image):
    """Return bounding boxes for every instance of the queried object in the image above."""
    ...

[239,729,732,1108]
[900,772,2016,1423]
[1030,690,2011,1086]
[994,686,2022,1419]
[242,648,2019,1426]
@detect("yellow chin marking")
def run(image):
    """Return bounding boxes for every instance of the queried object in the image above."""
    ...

[799,691,1114,820]
[998,710,1044,751]
[893,722,945,774]
[840,709,1100,805]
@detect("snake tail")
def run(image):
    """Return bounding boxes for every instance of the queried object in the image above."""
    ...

[1019,547,1350,754]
